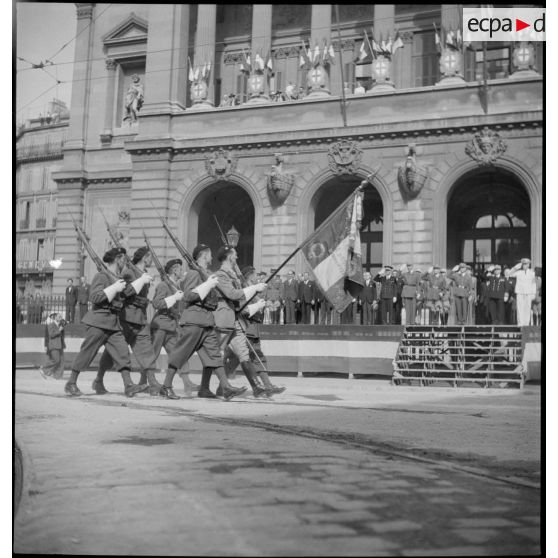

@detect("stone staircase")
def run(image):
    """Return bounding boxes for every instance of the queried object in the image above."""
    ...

[392,325,525,388]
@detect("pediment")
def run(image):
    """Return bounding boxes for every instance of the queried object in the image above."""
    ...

[103,13,148,45]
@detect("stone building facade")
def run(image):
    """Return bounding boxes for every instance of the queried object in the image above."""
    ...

[16,100,69,295]
[51,3,543,295]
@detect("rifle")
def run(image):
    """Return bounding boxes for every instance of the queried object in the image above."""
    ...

[61,202,120,282]
[213,214,247,287]
[142,231,178,293]
[99,207,143,276]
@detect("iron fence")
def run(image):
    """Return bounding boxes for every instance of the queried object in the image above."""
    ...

[15,296,90,325]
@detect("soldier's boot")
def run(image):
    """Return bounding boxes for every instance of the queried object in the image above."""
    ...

[259,371,286,395]
[146,369,162,394]
[240,361,269,398]
[121,369,143,398]
[198,367,217,398]
[223,345,237,379]
[213,366,247,400]
[65,370,82,397]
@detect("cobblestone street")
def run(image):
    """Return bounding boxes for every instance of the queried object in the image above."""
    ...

[14,371,540,556]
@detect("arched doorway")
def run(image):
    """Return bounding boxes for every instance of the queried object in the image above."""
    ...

[191,181,255,271]
[311,175,383,273]
[447,169,530,272]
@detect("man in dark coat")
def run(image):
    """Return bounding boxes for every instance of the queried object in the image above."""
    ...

[298,272,315,324]
[77,276,90,323]
[359,271,377,325]
[485,264,508,325]
[282,270,298,324]
[65,278,78,323]
[374,266,398,325]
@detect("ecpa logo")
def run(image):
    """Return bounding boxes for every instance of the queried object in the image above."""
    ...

[463,7,545,42]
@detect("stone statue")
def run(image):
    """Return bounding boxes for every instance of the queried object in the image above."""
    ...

[123,74,144,124]
[266,153,296,206]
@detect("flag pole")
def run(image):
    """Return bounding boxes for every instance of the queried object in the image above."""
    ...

[334,4,348,127]
[482,40,488,114]
[236,178,370,315]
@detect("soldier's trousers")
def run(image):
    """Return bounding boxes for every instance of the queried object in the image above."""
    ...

[516,294,534,326]
[454,296,468,325]
[219,321,250,362]
[225,335,267,374]
[403,297,417,325]
[99,321,158,373]
[380,299,394,325]
[168,325,222,369]
[151,328,189,372]
[72,325,131,372]
[488,298,505,325]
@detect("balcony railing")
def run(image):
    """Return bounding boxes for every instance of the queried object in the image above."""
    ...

[16,142,64,161]
[36,218,47,229]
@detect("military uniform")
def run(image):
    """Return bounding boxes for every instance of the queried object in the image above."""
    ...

[422,270,447,324]
[97,265,161,388]
[449,268,472,325]
[71,270,131,375]
[400,271,421,325]
[485,272,508,325]
[374,271,398,325]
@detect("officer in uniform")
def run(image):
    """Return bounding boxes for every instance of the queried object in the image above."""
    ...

[150,258,200,397]
[214,246,272,398]
[485,264,508,325]
[165,244,246,400]
[400,264,421,325]
[449,263,472,325]
[223,266,286,395]
[374,266,398,325]
[359,271,377,325]
[92,247,169,397]
[422,266,446,325]
[65,247,143,398]
[510,258,537,326]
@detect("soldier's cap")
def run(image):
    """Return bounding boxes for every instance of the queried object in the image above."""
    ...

[459,262,467,268]
[164,258,182,274]
[466,264,472,271]
[384,265,393,271]
[132,246,150,264]
[440,268,447,273]
[521,258,531,265]
[433,265,440,270]
[493,264,502,270]
[103,246,126,263]
[192,244,210,261]
[216,245,235,262]
[49,312,58,318]
[242,266,256,279]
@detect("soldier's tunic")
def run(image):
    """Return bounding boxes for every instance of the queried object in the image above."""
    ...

[71,270,131,372]
[511,268,537,326]
[167,269,222,369]
[449,271,472,325]
[485,274,508,325]
[98,266,159,374]
[373,273,398,325]
[422,272,447,324]
[400,271,421,325]
[150,278,182,360]
[214,268,251,362]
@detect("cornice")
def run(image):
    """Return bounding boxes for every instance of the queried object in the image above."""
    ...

[125,120,541,158]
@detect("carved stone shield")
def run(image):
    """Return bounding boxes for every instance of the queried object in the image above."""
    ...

[327,139,363,175]
[465,127,507,166]
[205,148,237,178]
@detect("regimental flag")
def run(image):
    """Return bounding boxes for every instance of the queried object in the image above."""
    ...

[266,53,273,72]
[328,43,336,63]
[358,38,368,62]
[300,189,365,313]
[392,32,404,55]
[300,40,310,68]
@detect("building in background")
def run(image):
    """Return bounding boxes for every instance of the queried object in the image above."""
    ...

[16,99,69,296]
[48,4,542,295]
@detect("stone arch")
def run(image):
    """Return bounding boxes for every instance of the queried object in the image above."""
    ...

[176,169,264,270]
[296,162,394,268]
[431,151,542,266]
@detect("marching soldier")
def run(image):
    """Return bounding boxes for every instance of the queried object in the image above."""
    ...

[65,247,143,397]
[485,264,508,325]
[92,247,169,397]
[374,266,398,325]
[223,266,286,395]
[150,258,200,398]
[214,247,272,398]
[449,263,472,325]
[165,244,246,400]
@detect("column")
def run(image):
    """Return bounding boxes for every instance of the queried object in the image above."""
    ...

[64,4,94,155]
[436,4,465,86]
[189,4,217,110]
[246,4,272,104]
[307,5,332,98]
[143,4,190,116]
[370,5,395,92]
[100,59,117,145]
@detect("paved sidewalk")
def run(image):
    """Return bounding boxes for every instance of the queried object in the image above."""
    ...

[14,371,541,555]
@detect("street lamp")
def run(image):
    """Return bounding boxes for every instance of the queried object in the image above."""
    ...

[226,226,240,248]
